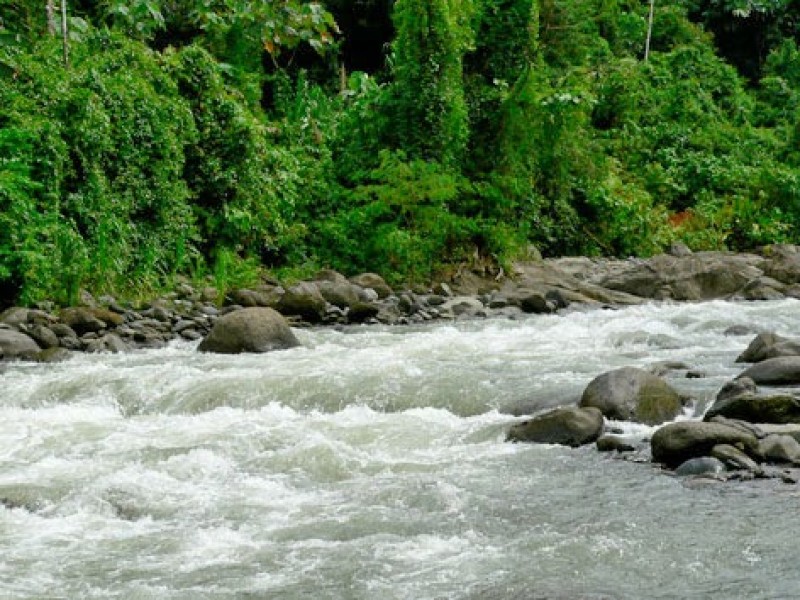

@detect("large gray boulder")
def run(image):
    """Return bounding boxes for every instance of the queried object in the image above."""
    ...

[349,273,392,299]
[276,282,327,323]
[579,367,686,425]
[737,356,800,385]
[198,307,300,354]
[703,391,800,424]
[0,330,41,360]
[651,421,759,468]
[735,332,800,363]
[596,252,763,300]
[316,279,361,310]
[507,406,604,447]
[763,244,800,284]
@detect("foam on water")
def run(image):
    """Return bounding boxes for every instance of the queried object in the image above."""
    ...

[3,299,800,598]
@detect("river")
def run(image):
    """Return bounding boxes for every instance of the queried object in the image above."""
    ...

[2,299,800,599]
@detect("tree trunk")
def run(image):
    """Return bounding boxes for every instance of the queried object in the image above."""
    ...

[644,0,655,61]
[46,1,57,36]
[60,0,69,67]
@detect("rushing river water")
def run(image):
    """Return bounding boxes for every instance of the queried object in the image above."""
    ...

[3,299,800,599]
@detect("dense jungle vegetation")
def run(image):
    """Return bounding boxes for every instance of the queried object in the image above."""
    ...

[1,0,800,305]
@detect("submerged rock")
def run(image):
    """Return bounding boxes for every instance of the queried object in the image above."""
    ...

[198,307,300,354]
[675,456,726,477]
[507,406,604,447]
[596,435,636,453]
[579,366,686,425]
[651,421,759,469]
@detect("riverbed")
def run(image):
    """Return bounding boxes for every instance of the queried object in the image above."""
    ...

[2,299,799,599]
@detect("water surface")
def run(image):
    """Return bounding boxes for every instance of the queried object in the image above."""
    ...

[2,300,799,599]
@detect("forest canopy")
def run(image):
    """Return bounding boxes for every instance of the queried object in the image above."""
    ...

[1,0,800,305]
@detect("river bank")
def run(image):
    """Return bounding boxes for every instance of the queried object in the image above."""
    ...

[3,243,800,362]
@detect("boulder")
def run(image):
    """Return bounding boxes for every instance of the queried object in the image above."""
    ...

[704,391,800,424]
[276,282,327,323]
[316,280,361,310]
[675,457,726,477]
[737,356,800,385]
[758,434,800,465]
[349,273,392,299]
[579,367,686,425]
[651,421,759,468]
[735,332,800,363]
[595,435,636,452]
[347,302,381,323]
[25,324,59,349]
[596,252,763,301]
[439,296,486,319]
[507,406,604,447]
[763,244,800,284]
[711,444,761,472]
[0,330,40,360]
[198,307,300,354]
[33,347,74,363]
[59,307,123,335]
[715,377,758,404]
[0,307,30,328]
[518,291,555,314]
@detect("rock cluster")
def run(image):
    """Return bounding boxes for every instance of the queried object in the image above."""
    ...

[509,327,800,486]
[5,244,800,361]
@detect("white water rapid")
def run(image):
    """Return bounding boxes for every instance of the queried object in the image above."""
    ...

[3,299,800,599]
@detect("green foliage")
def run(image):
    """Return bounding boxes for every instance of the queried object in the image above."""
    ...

[4,0,800,307]
[389,0,473,167]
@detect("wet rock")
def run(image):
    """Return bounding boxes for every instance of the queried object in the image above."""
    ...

[58,308,106,335]
[507,406,604,447]
[314,269,349,285]
[58,336,83,351]
[25,324,59,349]
[33,347,74,363]
[0,330,40,360]
[277,282,327,323]
[347,302,381,323]
[763,244,800,284]
[724,324,761,337]
[316,279,361,310]
[715,377,758,404]
[516,290,553,314]
[735,332,800,363]
[737,356,800,385]
[757,423,800,443]
[198,307,300,354]
[596,435,636,453]
[651,421,759,468]
[711,444,761,472]
[349,273,392,299]
[579,366,686,425]
[675,456,726,477]
[597,252,763,300]
[704,391,800,424]
[737,277,786,301]
[0,307,30,328]
[103,334,128,353]
[439,296,485,319]
[758,434,800,465]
